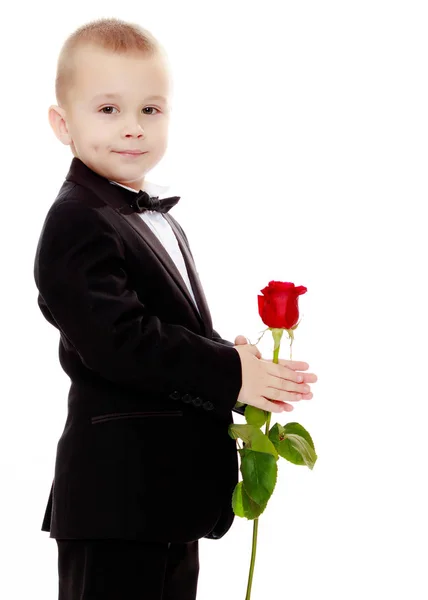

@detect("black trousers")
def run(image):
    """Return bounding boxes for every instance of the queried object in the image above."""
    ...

[56,539,199,599]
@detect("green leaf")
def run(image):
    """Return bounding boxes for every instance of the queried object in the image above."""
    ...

[229,424,278,460]
[250,428,278,459]
[229,423,254,443]
[231,481,245,517]
[240,447,277,505]
[232,481,269,519]
[283,422,316,453]
[242,484,269,519]
[268,422,286,452]
[285,434,317,469]
[245,405,268,428]
[269,422,317,468]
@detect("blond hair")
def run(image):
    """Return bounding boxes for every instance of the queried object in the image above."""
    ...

[55,17,168,108]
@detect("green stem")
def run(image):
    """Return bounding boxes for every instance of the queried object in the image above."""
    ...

[245,517,259,600]
[264,339,280,433]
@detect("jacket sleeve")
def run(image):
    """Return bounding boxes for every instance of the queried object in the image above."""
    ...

[34,200,242,420]
[212,329,234,347]
[211,329,246,416]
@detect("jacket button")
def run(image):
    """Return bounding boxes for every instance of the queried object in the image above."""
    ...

[193,397,203,407]
[203,401,214,411]
[169,391,181,400]
[182,394,193,403]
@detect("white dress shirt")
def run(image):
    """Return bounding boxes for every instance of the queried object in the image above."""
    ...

[109,179,201,317]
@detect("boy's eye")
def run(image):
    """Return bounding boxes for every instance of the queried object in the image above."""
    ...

[99,106,159,115]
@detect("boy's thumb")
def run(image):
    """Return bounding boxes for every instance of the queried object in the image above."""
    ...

[234,335,262,359]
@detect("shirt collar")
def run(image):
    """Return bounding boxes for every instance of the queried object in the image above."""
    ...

[109,179,171,198]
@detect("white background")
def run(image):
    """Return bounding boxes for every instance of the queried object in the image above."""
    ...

[0,1,427,598]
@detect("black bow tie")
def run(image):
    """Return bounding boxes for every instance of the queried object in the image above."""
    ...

[128,189,180,213]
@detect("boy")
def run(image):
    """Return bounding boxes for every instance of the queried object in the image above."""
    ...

[34,17,316,600]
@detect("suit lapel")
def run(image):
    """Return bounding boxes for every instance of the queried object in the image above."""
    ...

[164,213,214,335]
[65,158,213,338]
[116,209,213,337]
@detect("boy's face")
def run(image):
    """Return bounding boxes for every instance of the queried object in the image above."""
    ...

[49,45,172,191]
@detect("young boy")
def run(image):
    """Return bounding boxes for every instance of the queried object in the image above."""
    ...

[34,17,316,600]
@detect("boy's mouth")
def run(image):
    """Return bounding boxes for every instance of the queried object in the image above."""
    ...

[115,150,147,155]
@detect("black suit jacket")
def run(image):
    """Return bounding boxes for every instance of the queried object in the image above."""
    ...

[34,157,246,543]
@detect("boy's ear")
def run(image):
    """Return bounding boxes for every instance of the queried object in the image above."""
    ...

[48,105,72,146]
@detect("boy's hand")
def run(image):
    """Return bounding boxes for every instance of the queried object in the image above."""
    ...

[234,334,316,400]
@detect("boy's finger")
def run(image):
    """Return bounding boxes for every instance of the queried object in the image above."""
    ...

[278,360,309,370]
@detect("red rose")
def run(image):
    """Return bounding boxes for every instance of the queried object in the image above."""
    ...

[257,281,307,329]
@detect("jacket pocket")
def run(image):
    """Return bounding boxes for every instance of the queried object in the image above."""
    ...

[91,410,184,424]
